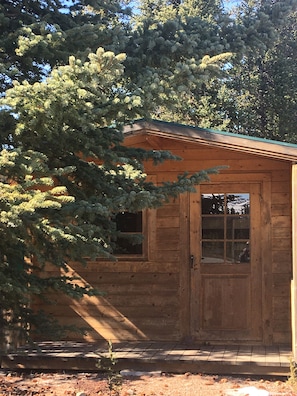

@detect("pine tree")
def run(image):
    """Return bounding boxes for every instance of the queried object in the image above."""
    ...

[221,0,297,140]
[130,0,233,125]
[135,0,296,139]
[0,0,221,347]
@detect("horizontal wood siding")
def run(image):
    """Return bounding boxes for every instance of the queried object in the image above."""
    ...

[270,169,292,343]
[34,136,293,345]
[34,197,182,342]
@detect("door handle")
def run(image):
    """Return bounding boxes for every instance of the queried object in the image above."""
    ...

[190,254,195,269]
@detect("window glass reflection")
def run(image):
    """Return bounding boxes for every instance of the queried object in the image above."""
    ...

[116,212,142,232]
[202,217,224,239]
[202,241,224,263]
[227,241,250,263]
[226,194,250,214]
[226,216,250,240]
[115,212,143,255]
[202,194,225,214]
[238,241,250,263]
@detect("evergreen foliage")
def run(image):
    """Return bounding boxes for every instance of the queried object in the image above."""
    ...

[0,0,220,347]
[223,0,297,141]
[140,0,296,140]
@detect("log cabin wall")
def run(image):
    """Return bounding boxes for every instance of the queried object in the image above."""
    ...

[34,135,292,345]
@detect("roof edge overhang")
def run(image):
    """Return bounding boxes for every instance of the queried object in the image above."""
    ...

[123,119,297,162]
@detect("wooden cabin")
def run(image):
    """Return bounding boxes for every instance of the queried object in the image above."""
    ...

[38,120,297,352]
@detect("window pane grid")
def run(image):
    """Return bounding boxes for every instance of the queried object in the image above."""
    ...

[201,193,250,264]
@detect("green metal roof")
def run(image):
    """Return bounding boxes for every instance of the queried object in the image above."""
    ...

[139,119,297,149]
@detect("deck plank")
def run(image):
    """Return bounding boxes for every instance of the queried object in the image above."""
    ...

[0,342,291,377]
[236,346,252,365]
[209,346,226,362]
[222,346,238,365]
[265,346,281,367]
[279,347,292,367]
[250,346,266,365]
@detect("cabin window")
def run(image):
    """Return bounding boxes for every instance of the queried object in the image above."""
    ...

[201,193,250,264]
[114,211,143,255]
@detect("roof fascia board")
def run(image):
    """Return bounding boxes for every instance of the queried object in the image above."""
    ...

[123,120,297,162]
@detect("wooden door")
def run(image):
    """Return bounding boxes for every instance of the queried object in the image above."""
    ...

[190,183,263,343]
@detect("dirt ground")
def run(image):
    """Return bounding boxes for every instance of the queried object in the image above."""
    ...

[0,370,296,396]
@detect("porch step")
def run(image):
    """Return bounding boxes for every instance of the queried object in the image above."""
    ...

[0,342,292,377]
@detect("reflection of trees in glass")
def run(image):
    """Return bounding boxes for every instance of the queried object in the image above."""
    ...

[202,194,250,215]
[202,194,225,214]
[227,194,250,215]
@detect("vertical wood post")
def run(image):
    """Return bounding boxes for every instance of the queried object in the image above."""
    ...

[291,164,297,360]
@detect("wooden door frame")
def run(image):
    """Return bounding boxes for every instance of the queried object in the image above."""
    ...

[179,173,272,344]
[179,192,191,340]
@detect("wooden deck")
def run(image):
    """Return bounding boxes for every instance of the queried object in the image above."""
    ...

[0,341,292,377]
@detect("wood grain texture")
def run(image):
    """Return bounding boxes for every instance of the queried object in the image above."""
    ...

[33,134,294,346]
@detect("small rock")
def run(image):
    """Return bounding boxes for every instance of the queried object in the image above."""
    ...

[76,392,87,396]
[224,386,270,396]
[121,389,135,396]
[120,370,161,377]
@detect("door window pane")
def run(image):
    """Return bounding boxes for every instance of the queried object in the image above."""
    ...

[226,193,250,215]
[202,241,224,263]
[202,194,225,214]
[237,241,250,263]
[226,216,250,240]
[201,193,250,264]
[202,217,224,239]
[227,241,250,263]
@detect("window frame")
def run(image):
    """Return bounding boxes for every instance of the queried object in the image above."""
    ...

[114,210,148,260]
[113,175,156,261]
